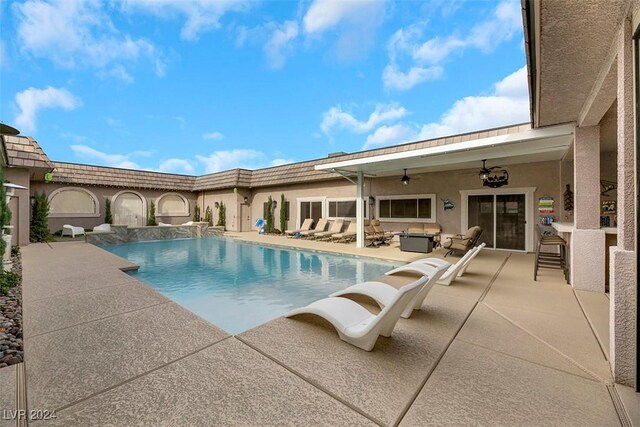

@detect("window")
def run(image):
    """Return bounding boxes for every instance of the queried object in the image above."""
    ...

[327,198,368,219]
[48,187,99,217]
[284,201,290,221]
[297,198,324,227]
[377,194,436,222]
[156,193,189,216]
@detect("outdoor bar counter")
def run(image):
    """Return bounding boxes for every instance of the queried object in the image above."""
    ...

[552,222,617,288]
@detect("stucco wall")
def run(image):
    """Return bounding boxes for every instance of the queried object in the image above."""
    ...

[5,168,31,246]
[30,182,197,233]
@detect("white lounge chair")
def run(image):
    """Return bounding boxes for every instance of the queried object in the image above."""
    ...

[158,222,172,227]
[92,223,111,233]
[61,224,85,238]
[285,276,427,351]
[285,218,314,236]
[299,218,328,238]
[182,221,194,226]
[386,244,481,286]
[330,262,450,318]
[411,243,486,277]
[313,219,344,240]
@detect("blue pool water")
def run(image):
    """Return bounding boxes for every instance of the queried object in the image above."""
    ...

[102,237,398,334]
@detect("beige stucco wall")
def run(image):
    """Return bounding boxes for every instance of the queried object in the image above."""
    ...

[4,168,31,246]
[30,182,197,233]
[199,189,247,231]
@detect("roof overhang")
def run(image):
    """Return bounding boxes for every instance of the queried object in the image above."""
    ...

[316,124,574,176]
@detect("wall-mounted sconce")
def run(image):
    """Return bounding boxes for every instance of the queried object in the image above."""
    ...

[369,197,375,206]
[214,202,219,208]
[401,169,410,185]
[243,196,249,204]
[272,200,277,208]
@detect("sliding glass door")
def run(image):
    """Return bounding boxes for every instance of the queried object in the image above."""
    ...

[467,193,526,251]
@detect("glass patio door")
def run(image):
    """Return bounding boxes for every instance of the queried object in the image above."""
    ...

[467,193,526,250]
[300,201,323,226]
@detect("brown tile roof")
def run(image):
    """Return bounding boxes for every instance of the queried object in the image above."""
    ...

[51,162,196,191]
[2,135,54,170]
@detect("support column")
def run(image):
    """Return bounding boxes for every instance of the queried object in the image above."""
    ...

[356,171,364,248]
[571,126,605,292]
[610,17,636,387]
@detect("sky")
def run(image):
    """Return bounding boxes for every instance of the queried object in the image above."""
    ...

[0,0,529,175]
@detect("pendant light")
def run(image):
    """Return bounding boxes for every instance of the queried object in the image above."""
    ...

[401,169,410,185]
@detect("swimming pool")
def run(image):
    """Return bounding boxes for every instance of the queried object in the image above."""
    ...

[102,237,399,334]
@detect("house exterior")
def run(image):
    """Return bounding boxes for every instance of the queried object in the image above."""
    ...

[0,0,637,390]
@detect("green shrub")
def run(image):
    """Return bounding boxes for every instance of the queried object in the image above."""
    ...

[10,246,19,257]
[30,192,52,242]
[0,168,11,257]
[193,202,201,222]
[0,271,20,295]
[104,198,113,224]
[216,202,226,228]
[279,194,286,233]
[147,201,157,226]
[265,196,274,233]
[204,206,212,225]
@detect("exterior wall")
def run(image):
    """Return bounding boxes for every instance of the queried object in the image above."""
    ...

[242,160,559,245]
[4,168,31,246]
[30,182,197,233]
[199,190,245,231]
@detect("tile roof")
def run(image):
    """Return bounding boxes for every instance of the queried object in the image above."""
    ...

[1,135,54,170]
[51,162,196,191]
[2,123,531,192]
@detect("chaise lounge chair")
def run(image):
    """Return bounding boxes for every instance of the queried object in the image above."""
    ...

[285,276,427,351]
[313,219,344,240]
[299,218,328,238]
[330,262,449,319]
[92,223,112,233]
[372,220,394,245]
[285,218,314,237]
[442,226,483,256]
[61,224,85,238]
[331,222,357,243]
[386,243,485,286]
[411,242,486,278]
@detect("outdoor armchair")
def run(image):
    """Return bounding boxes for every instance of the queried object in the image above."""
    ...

[442,226,482,256]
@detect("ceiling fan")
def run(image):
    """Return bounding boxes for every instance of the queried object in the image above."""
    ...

[478,160,509,188]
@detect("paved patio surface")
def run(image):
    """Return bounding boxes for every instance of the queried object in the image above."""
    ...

[1,237,635,426]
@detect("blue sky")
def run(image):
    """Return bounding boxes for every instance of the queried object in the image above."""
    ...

[1,0,529,175]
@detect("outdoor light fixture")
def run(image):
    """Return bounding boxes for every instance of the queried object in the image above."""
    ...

[272,200,277,208]
[214,202,219,208]
[243,196,249,204]
[478,160,509,188]
[401,169,410,185]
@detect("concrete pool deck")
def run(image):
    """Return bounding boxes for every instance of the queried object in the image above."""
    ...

[2,237,638,426]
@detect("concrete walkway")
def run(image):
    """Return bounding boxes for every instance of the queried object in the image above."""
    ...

[1,239,634,426]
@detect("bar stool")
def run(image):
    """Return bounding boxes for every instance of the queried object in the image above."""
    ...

[534,229,569,282]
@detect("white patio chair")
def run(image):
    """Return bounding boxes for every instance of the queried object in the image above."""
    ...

[330,262,449,318]
[386,245,481,286]
[61,224,85,238]
[285,276,427,351]
[92,223,111,233]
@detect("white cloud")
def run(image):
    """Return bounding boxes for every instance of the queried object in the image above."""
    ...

[119,0,253,41]
[15,86,81,133]
[417,66,529,139]
[196,149,263,173]
[70,144,140,169]
[321,103,408,135]
[13,0,162,80]
[196,149,294,173]
[159,158,195,174]
[363,124,416,150]
[202,131,224,141]
[303,0,383,34]
[264,20,299,69]
[382,64,443,91]
[384,0,522,90]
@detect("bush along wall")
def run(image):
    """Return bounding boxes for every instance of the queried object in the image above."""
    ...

[279,194,286,234]
[0,168,11,258]
[30,192,51,243]
[204,206,212,226]
[147,201,157,226]
[104,198,113,224]
[193,203,201,222]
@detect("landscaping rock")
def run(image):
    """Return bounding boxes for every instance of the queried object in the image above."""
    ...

[0,252,22,369]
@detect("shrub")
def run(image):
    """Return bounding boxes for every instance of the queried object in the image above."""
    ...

[30,192,51,242]
[193,202,201,222]
[0,271,20,295]
[279,194,286,233]
[0,168,11,257]
[265,196,275,233]
[104,198,113,224]
[216,202,226,228]
[204,206,212,225]
[10,246,19,257]
[147,201,157,226]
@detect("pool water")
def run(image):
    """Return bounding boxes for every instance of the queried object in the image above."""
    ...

[102,237,398,334]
